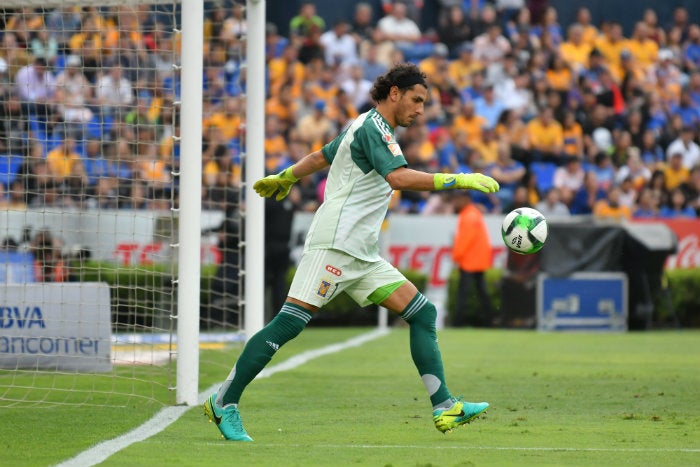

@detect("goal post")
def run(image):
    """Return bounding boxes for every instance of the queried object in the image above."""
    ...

[0,0,263,408]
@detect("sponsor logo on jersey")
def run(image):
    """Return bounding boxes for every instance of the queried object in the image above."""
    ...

[317,280,332,297]
[325,265,342,276]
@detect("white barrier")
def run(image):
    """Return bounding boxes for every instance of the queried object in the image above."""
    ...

[0,283,112,371]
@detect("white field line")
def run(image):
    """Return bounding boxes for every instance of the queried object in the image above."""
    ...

[54,328,390,467]
[210,444,700,453]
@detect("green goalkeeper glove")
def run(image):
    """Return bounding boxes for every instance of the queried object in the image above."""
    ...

[433,173,500,193]
[253,167,299,201]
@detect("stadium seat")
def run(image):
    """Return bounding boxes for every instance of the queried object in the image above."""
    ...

[530,161,557,193]
[0,155,24,186]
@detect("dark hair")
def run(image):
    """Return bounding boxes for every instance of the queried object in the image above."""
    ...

[370,63,427,102]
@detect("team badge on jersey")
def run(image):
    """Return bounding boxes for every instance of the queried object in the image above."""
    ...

[317,280,332,297]
[387,143,403,156]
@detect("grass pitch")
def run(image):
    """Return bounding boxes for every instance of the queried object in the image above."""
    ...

[3,328,699,467]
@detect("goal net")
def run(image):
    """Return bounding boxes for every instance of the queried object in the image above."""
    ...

[0,1,246,407]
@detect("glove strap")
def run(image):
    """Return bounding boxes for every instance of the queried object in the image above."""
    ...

[433,173,458,190]
[279,167,299,182]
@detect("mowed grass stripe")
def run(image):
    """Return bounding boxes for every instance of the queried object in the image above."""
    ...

[99,329,700,467]
[54,329,389,467]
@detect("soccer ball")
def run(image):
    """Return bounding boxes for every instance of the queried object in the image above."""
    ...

[501,207,548,255]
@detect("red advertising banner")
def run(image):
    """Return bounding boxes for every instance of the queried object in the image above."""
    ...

[633,219,700,269]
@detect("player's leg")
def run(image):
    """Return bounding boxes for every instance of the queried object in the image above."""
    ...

[206,249,349,440]
[377,280,489,433]
[204,297,316,441]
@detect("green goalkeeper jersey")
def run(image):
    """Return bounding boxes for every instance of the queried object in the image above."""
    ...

[305,108,408,261]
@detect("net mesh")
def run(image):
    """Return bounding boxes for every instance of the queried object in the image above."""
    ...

[0,2,245,407]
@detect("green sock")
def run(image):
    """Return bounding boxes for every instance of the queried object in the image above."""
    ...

[401,293,452,407]
[218,302,312,406]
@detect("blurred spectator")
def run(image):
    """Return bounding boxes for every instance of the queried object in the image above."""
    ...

[452,100,488,147]
[448,43,483,92]
[437,6,472,57]
[647,169,670,208]
[469,3,499,39]
[220,2,247,48]
[526,107,564,163]
[663,152,690,191]
[296,100,336,151]
[45,7,82,52]
[381,0,423,25]
[684,24,700,72]
[553,156,585,206]
[570,170,607,215]
[30,26,59,65]
[562,111,583,157]
[289,2,326,43]
[485,142,525,209]
[319,19,358,67]
[298,34,324,67]
[680,166,700,215]
[618,176,638,208]
[593,185,631,221]
[268,44,305,100]
[265,23,289,62]
[375,2,422,59]
[133,125,170,208]
[531,6,563,49]
[627,21,659,73]
[559,24,592,73]
[660,188,697,218]
[451,191,493,327]
[14,56,56,125]
[473,82,505,129]
[535,187,570,217]
[54,55,94,137]
[495,109,528,159]
[670,91,700,129]
[473,24,511,67]
[95,61,133,118]
[572,7,598,46]
[594,22,627,79]
[359,43,388,84]
[46,134,87,191]
[642,9,666,45]
[632,187,660,218]
[665,126,700,170]
[351,2,376,46]
[30,229,68,282]
[264,114,290,173]
[341,63,373,110]
[615,148,651,191]
[204,96,242,143]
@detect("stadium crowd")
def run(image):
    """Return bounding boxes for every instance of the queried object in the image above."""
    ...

[0,1,699,220]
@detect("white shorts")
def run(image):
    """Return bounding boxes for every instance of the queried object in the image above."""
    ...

[288,248,406,308]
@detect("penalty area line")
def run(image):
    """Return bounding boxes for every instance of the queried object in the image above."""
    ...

[54,328,390,467]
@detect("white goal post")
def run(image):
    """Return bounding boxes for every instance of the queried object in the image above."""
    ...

[0,0,266,408]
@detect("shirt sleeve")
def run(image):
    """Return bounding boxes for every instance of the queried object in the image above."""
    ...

[351,123,407,178]
[321,128,348,164]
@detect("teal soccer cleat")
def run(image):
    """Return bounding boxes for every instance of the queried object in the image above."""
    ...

[204,393,253,441]
[433,398,489,433]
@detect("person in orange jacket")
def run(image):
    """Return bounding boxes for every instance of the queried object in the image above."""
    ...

[451,191,494,327]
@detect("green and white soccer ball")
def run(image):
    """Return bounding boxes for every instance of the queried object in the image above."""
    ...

[501,207,548,255]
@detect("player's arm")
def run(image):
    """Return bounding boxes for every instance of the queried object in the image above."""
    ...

[253,150,329,201]
[385,167,499,193]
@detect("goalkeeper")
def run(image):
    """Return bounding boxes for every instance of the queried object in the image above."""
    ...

[205,63,499,441]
